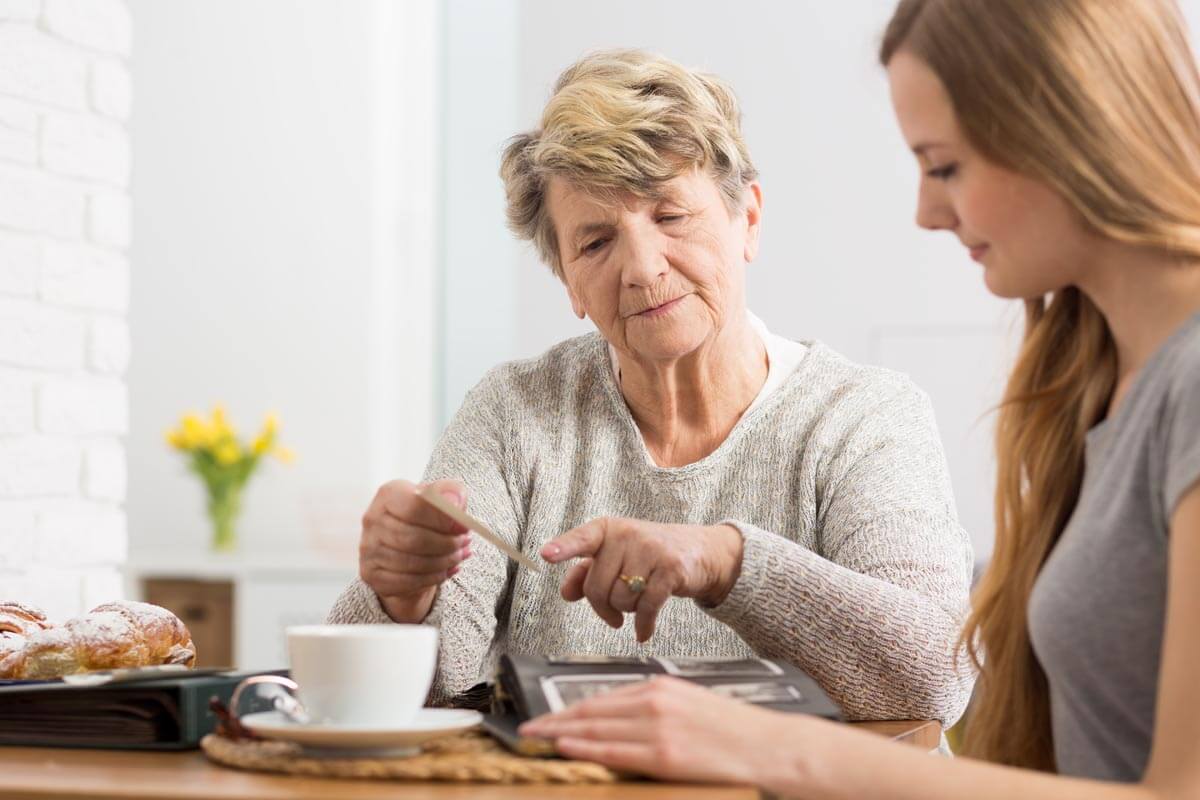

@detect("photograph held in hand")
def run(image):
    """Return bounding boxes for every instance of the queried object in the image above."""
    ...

[415,486,543,573]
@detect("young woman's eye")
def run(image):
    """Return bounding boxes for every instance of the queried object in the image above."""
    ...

[583,238,609,255]
[925,163,958,181]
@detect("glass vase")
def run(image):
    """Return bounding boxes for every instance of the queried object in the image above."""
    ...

[207,485,243,553]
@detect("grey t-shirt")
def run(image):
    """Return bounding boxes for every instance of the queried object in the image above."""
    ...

[1028,312,1200,781]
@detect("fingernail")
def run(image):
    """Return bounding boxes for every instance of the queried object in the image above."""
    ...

[541,544,560,559]
[448,565,460,577]
[461,546,472,559]
[441,489,463,506]
[456,535,469,547]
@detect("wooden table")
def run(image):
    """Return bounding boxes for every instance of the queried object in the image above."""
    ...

[0,720,940,800]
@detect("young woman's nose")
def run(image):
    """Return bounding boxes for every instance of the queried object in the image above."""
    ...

[915,181,957,232]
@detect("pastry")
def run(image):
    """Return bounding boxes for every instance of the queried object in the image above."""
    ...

[0,601,52,636]
[0,600,197,680]
[0,602,53,672]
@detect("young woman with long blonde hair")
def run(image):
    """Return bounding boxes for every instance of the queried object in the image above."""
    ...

[520,1,1200,795]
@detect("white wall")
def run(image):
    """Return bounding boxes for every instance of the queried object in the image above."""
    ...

[0,0,132,620]
[440,0,521,415]
[442,0,1013,563]
[127,0,437,558]
[122,1,1200,570]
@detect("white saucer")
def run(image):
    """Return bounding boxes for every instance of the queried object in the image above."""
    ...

[240,708,483,756]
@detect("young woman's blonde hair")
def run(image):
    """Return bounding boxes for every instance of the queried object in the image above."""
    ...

[499,49,758,277]
[881,0,1200,771]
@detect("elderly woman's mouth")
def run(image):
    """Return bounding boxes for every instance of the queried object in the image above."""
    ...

[633,296,688,319]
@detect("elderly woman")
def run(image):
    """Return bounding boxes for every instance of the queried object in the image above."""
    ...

[328,49,974,726]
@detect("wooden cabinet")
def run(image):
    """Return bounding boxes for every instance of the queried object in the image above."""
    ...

[141,578,234,668]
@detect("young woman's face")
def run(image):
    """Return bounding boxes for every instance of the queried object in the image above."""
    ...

[886,51,1095,299]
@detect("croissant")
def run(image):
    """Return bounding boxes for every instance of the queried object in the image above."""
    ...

[0,602,53,670]
[0,601,52,637]
[0,600,197,680]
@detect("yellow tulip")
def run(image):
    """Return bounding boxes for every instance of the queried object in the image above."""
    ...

[211,404,235,438]
[214,439,241,466]
[181,414,211,449]
[168,407,291,472]
[251,412,278,455]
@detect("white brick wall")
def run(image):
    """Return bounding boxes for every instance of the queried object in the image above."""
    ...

[0,0,131,619]
[0,2,40,24]
[0,98,38,164]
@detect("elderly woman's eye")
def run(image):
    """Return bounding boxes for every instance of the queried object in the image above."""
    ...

[584,238,609,254]
[657,214,685,224]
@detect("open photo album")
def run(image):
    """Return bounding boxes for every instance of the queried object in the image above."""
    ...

[483,653,842,755]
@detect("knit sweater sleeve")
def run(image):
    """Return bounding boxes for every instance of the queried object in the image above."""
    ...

[705,379,975,725]
[326,372,523,706]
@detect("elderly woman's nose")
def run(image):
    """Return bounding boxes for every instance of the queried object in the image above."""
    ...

[619,230,670,286]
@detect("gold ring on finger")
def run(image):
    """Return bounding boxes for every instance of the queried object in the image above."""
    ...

[619,574,647,594]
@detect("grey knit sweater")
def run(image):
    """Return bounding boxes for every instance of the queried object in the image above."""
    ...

[328,332,976,725]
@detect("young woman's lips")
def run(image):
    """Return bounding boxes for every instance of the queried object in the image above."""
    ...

[969,245,990,262]
[636,296,686,318]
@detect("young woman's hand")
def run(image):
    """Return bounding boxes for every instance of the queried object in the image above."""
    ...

[518,676,804,788]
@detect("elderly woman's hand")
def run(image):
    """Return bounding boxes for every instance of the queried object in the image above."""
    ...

[540,519,744,641]
[359,478,473,624]
[517,676,800,788]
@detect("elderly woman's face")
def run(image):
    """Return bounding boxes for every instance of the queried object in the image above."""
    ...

[548,170,762,363]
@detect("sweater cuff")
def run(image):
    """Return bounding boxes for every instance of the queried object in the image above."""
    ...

[325,578,395,625]
[698,519,774,621]
[423,587,447,629]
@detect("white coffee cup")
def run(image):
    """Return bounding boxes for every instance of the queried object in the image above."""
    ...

[285,624,438,726]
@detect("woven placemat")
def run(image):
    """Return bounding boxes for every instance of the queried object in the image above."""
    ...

[200,730,618,784]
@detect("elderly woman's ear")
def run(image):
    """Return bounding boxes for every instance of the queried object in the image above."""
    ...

[741,182,764,264]
[566,282,586,320]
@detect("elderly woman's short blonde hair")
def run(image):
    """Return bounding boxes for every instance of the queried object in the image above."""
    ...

[500,49,759,277]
